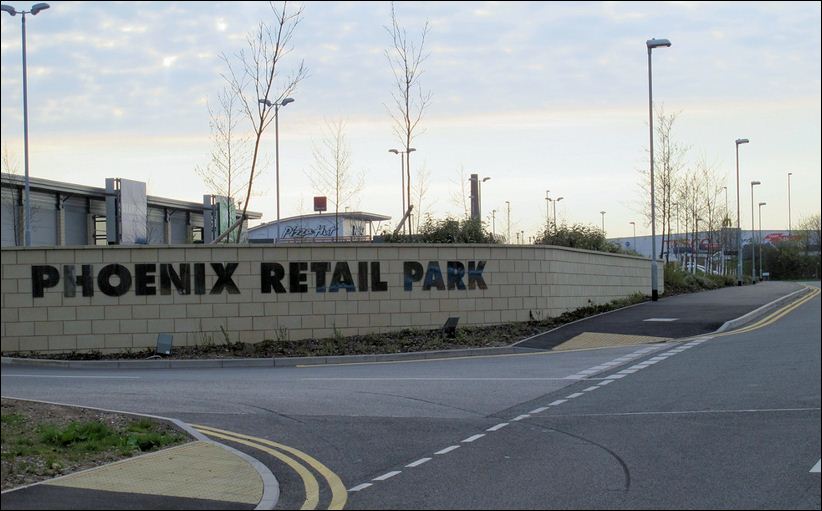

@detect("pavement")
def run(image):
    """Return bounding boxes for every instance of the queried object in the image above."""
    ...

[0,280,813,510]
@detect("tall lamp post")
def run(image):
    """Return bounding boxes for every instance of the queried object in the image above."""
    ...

[388,149,405,224]
[647,37,671,301]
[259,97,294,242]
[600,210,606,234]
[505,200,511,244]
[735,138,749,285]
[553,197,563,230]
[545,190,551,231]
[750,180,761,283]
[787,172,793,237]
[630,221,637,252]
[1,2,50,246]
[758,202,766,281]
[491,209,496,239]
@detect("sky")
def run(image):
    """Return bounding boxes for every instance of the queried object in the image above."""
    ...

[1,1,820,240]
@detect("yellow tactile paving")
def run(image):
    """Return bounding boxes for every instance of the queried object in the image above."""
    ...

[45,441,262,504]
[553,332,670,351]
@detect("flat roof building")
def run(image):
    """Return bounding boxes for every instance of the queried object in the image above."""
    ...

[248,211,391,243]
[1,173,261,247]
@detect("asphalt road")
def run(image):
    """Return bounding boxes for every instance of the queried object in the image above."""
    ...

[2,282,820,509]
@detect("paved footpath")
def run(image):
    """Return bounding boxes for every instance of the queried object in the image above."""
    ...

[1,281,812,510]
[518,281,808,349]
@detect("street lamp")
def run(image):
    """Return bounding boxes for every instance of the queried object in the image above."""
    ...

[750,180,761,283]
[505,200,511,244]
[259,97,295,242]
[545,190,550,231]
[647,37,671,300]
[389,148,405,227]
[787,172,793,237]
[600,210,606,234]
[630,221,637,252]
[695,217,704,273]
[758,201,766,281]
[554,197,563,231]
[735,138,749,285]
[491,209,496,239]
[2,2,50,246]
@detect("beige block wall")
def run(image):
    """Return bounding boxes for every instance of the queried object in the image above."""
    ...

[0,244,664,354]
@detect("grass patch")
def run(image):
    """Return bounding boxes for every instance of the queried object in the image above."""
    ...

[1,399,188,490]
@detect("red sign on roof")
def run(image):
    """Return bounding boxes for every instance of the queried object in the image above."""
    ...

[313,196,327,212]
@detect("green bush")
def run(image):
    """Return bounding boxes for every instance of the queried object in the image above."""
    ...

[383,216,497,244]
[535,223,623,253]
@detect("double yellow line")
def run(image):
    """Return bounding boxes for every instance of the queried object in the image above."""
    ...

[192,424,347,510]
[715,285,820,338]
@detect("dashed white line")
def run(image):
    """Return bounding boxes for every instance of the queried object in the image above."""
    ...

[486,423,509,432]
[406,458,431,468]
[435,445,460,455]
[529,407,549,414]
[566,393,584,399]
[549,399,568,406]
[349,483,373,492]
[511,414,531,421]
[462,434,485,443]
[597,380,614,386]
[373,471,401,481]
[604,374,626,379]
[617,369,638,374]
[583,386,600,392]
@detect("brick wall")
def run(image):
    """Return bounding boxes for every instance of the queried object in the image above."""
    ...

[1,244,663,354]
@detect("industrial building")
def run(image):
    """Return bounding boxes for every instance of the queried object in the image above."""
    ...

[0,173,261,247]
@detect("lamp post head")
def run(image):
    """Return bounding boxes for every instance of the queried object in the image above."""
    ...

[557,197,564,202]
[280,97,295,107]
[646,38,671,49]
[258,99,273,107]
[388,149,400,154]
[630,221,635,225]
[788,172,792,176]
[751,180,761,186]
[407,148,416,153]
[1,4,17,15]
[30,2,49,14]
[736,138,750,145]
[600,211,606,215]
[482,177,491,183]
[759,202,766,207]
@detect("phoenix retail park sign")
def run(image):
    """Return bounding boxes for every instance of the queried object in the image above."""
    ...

[30,261,488,298]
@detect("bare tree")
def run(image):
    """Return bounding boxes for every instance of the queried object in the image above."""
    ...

[797,213,821,255]
[411,162,431,232]
[637,106,688,261]
[385,1,431,235]
[218,1,308,242]
[1,145,22,246]
[306,119,365,241]
[449,165,470,219]
[195,87,255,203]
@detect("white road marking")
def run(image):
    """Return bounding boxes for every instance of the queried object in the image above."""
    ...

[583,386,600,392]
[406,458,431,468]
[434,445,460,455]
[566,393,584,399]
[643,318,679,322]
[811,460,821,473]
[597,380,614,386]
[462,434,485,443]
[604,374,626,379]
[529,407,549,414]
[373,471,401,481]
[617,369,638,374]
[3,375,141,379]
[511,414,531,421]
[549,399,568,406]
[486,423,509,432]
[349,483,372,492]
